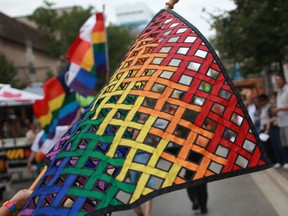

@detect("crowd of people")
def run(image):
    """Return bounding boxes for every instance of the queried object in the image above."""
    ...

[243,73,288,168]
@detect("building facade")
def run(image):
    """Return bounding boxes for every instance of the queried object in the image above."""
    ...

[116,3,155,35]
[0,12,59,86]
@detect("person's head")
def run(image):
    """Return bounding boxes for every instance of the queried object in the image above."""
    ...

[273,73,286,89]
[269,92,277,104]
[257,94,269,107]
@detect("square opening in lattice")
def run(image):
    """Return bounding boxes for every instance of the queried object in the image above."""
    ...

[42,175,53,186]
[114,145,130,158]
[116,190,132,204]
[191,95,205,106]
[132,81,147,90]
[203,118,217,132]
[174,125,191,139]
[169,22,179,28]
[95,142,110,154]
[156,158,173,171]
[142,69,156,76]
[215,145,230,158]
[187,150,203,164]
[106,165,121,177]
[168,36,180,43]
[133,150,151,165]
[147,175,164,190]
[72,176,88,189]
[84,157,99,169]
[41,193,56,207]
[178,167,195,181]
[194,49,208,58]
[159,47,172,53]
[243,139,256,153]
[126,70,139,78]
[169,58,182,67]
[235,155,249,168]
[231,113,243,126]
[152,57,164,65]
[136,58,148,65]
[132,112,150,123]
[123,128,140,140]
[92,180,110,192]
[212,103,225,116]
[199,81,212,93]
[104,125,120,136]
[177,47,190,55]
[195,135,210,148]
[184,36,197,43]
[182,108,199,123]
[123,94,137,105]
[223,128,237,142]
[143,133,161,147]
[162,102,178,115]
[160,70,174,79]
[163,30,172,36]
[187,61,201,72]
[55,174,69,186]
[82,198,99,211]
[143,47,154,54]
[153,118,169,130]
[61,196,77,208]
[179,74,193,86]
[151,83,166,93]
[114,109,129,120]
[51,158,64,168]
[124,170,141,184]
[89,124,99,134]
[117,82,130,91]
[207,68,220,79]
[98,108,111,119]
[176,28,188,34]
[67,156,80,167]
[208,161,223,174]
[142,97,157,109]
[107,95,121,104]
[164,18,173,24]
[219,89,232,100]
[171,89,185,100]
[164,142,182,156]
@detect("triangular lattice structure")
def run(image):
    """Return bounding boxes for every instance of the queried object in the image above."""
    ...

[20,9,270,216]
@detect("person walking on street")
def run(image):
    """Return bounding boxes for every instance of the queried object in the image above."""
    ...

[272,73,288,169]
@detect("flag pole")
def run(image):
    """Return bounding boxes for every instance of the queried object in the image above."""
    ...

[28,166,47,191]
[164,0,180,10]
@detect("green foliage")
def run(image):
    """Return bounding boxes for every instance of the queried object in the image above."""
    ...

[0,55,17,85]
[107,25,136,75]
[210,0,288,76]
[29,1,93,58]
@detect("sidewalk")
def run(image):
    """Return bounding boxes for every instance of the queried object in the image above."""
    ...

[266,167,288,196]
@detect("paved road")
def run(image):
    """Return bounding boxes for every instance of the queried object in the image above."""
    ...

[1,168,288,216]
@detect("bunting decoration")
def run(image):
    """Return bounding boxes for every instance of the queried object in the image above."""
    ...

[33,70,79,147]
[66,12,108,97]
[22,9,270,216]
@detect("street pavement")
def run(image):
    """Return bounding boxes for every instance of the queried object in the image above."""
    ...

[1,168,288,216]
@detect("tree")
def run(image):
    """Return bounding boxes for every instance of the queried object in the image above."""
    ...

[210,0,288,76]
[107,25,136,75]
[0,55,17,86]
[29,1,93,59]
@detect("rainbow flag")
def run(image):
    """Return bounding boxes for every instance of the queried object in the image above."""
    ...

[33,69,79,147]
[66,12,108,97]
[22,9,270,215]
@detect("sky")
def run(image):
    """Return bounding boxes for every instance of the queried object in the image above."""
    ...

[0,0,236,37]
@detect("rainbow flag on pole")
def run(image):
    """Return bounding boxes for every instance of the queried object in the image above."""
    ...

[33,69,79,147]
[22,9,270,216]
[66,12,108,97]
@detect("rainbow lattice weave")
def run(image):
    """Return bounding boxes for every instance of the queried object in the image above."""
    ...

[20,10,270,216]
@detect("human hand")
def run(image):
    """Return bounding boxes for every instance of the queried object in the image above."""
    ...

[9,189,32,210]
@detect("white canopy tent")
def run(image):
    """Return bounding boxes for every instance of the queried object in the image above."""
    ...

[0,84,43,106]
